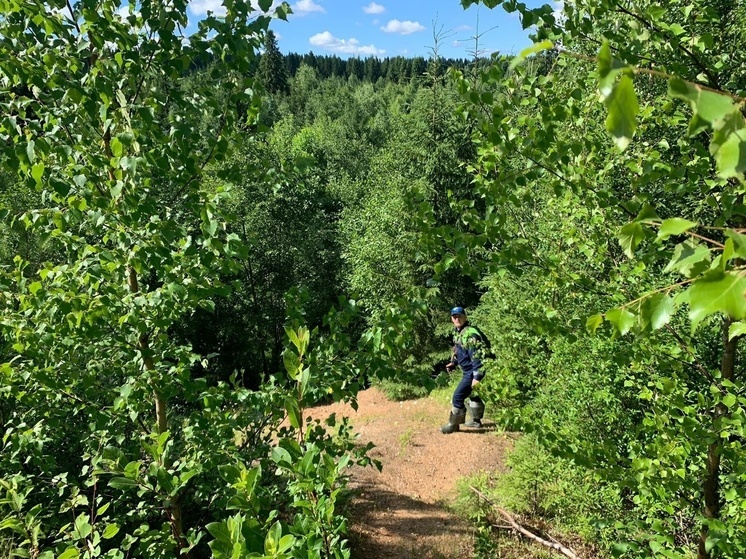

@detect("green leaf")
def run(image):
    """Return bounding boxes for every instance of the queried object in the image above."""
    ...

[605,307,636,336]
[271,446,292,467]
[729,321,746,340]
[298,326,310,356]
[299,367,311,399]
[206,521,231,543]
[656,218,697,241]
[102,523,120,539]
[26,140,36,164]
[642,293,676,331]
[108,477,138,490]
[586,313,603,333]
[111,137,123,158]
[284,397,301,429]
[726,230,746,259]
[723,393,737,408]
[510,40,553,69]
[709,111,746,179]
[664,241,711,277]
[57,548,79,559]
[597,41,625,97]
[264,520,282,555]
[31,163,44,185]
[604,74,638,150]
[681,271,746,329]
[155,466,175,495]
[720,237,735,269]
[0,518,24,534]
[284,326,301,351]
[259,0,273,11]
[636,204,660,223]
[218,464,242,486]
[73,513,92,539]
[668,78,737,125]
[283,350,301,379]
[618,221,645,258]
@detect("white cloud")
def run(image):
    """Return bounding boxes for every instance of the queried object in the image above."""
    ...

[292,0,324,15]
[380,19,425,35]
[309,31,385,55]
[363,2,384,14]
[188,0,226,17]
[454,24,471,32]
[372,18,380,24]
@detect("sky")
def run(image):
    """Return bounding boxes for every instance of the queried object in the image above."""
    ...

[186,0,563,59]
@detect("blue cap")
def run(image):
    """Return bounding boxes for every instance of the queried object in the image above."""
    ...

[450,306,465,316]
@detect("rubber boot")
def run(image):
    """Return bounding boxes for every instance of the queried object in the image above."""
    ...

[464,398,485,428]
[441,407,466,434]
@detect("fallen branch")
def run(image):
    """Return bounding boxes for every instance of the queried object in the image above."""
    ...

[470,486,581,559]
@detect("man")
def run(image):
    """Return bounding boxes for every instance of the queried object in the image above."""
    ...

[441,306,487,434]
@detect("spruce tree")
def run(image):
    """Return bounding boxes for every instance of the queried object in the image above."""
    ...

[257,29,289,94]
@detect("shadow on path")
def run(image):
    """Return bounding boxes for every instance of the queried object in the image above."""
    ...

[346,481,474,559]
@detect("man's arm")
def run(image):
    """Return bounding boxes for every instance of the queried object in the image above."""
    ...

[446,346,457,371]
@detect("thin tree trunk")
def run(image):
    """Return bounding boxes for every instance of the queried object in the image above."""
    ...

[127,266,188,556]
[698,317,739,559]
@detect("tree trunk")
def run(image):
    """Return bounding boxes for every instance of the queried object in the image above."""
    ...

[698,317,739,559]
[127,266,188,556]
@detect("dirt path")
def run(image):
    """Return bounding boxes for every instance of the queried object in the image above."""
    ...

[308,387,511,559]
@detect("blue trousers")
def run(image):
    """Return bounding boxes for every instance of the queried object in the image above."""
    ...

[452,371,475,409]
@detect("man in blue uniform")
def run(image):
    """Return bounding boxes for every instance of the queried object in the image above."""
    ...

[441,306,487,434]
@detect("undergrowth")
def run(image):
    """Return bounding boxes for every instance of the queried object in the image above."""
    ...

[373,370,455,402]
[451,436,621,559]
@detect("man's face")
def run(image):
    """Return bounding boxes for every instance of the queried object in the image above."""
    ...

[451,313,466,328]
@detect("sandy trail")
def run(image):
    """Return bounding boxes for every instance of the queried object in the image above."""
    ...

[308,387,511,558]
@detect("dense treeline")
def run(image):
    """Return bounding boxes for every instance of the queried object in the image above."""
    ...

[2,0,746,558]
[281,52,479,83]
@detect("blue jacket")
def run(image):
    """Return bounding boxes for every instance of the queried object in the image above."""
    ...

[451,323,487,381]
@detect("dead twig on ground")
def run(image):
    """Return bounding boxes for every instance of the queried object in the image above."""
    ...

[470,486,582,559]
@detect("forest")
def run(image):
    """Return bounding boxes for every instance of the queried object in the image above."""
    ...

[1,0,746,558]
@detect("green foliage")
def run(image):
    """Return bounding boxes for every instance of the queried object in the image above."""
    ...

[258,30,289,95]
[373,379,431,402]
[0,1,383,558]
[445,1,746,557]
[494,436,622,546]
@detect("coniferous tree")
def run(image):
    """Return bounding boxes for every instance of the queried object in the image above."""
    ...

[257,29,289,94]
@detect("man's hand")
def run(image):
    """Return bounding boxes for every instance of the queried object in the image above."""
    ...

[471,379,480,387]
[446,362,456,372]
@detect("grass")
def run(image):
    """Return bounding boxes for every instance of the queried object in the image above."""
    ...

[397,428,414,456]
[373,378,431,401]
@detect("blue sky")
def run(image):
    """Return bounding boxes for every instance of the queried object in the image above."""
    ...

[186,0,563,59]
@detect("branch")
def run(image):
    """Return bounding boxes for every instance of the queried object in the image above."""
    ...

[614,3,721,90]
[64,0,80,35]
[663,324,716,385]
[130,35,158,107]
[167,117,226,205]
[470,486,582,559]
[554,47,745,105]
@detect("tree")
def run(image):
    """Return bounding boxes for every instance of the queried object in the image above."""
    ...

[449,0,746,557]
[0,1,372,557]
[257,29,289,95]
